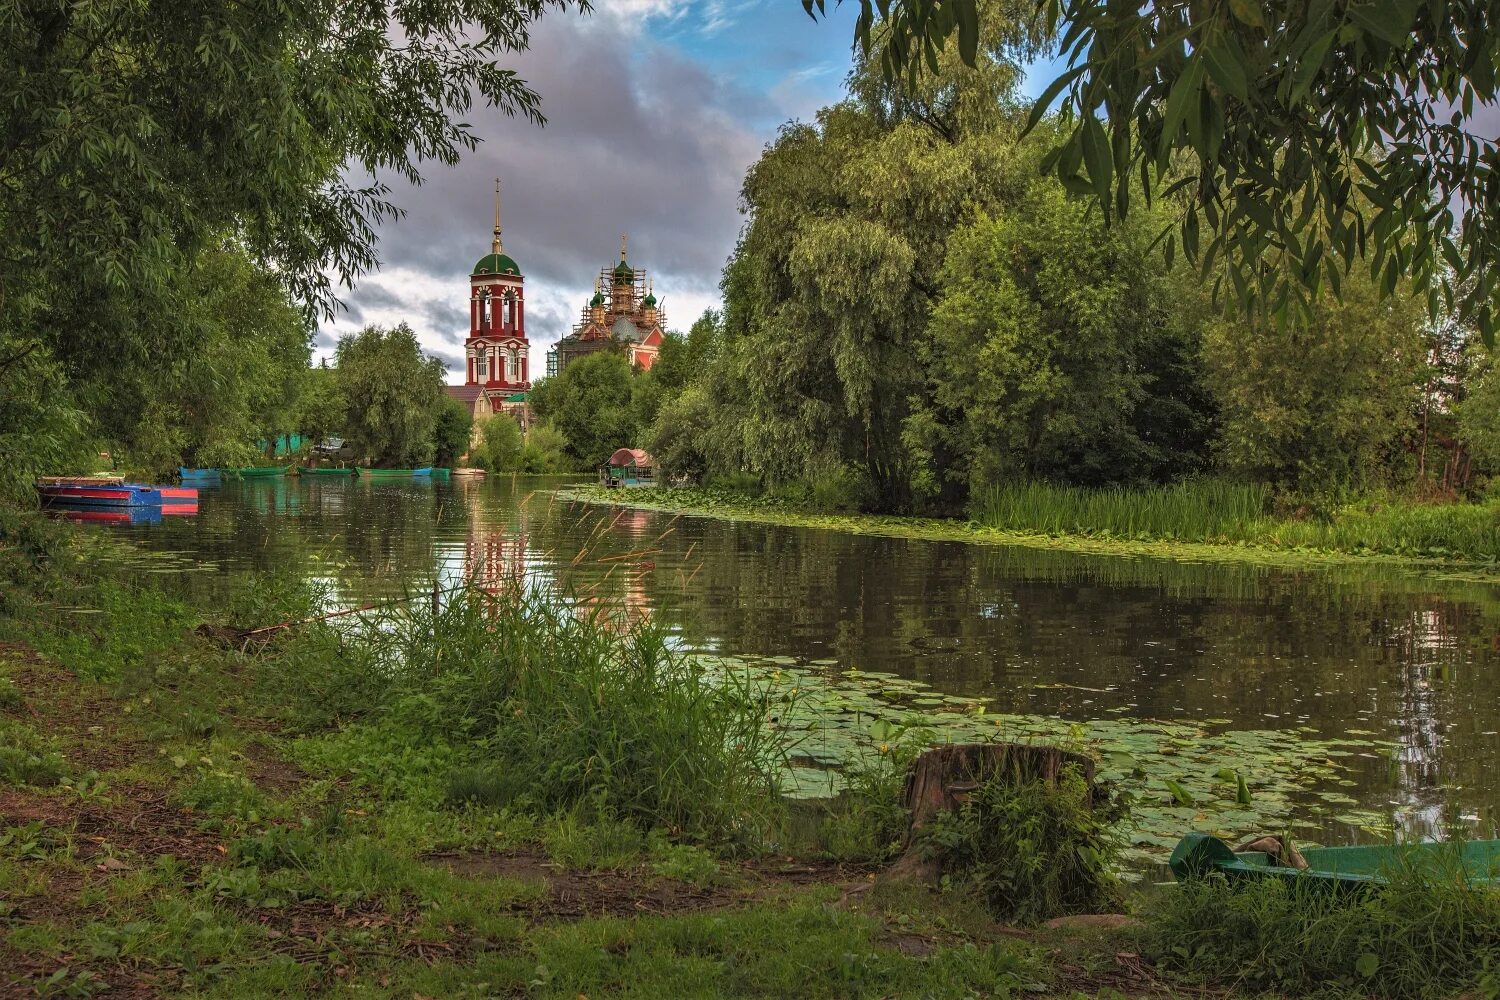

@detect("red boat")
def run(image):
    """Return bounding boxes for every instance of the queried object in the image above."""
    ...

[36,480,197,508]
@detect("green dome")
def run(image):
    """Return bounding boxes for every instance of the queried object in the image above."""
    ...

[642,291,657,307]
[612,259,634,280]
[589,291,605,307]
[473,253,521,275]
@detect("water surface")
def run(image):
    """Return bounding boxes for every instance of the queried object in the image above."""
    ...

[92,475,1500,848]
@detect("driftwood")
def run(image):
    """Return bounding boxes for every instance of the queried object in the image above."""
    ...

[885,742,1101,884]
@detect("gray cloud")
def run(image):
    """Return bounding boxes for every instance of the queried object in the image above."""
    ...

[320,8,781,374]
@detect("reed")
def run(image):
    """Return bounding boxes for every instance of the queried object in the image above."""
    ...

[972,479,1271,543]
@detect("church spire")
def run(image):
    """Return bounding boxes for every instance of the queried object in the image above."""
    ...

[620,232,627,262]
[492,177,503,254]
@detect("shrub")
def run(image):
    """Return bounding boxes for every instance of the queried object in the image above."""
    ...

[920,764,1122,925]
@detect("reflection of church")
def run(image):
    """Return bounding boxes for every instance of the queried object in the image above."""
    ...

[446,180,532,427]
[547,236,665,375]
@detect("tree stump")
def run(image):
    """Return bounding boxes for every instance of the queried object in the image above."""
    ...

[884,742,1100,884]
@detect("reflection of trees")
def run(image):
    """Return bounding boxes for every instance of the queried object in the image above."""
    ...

[117,482,1500,840]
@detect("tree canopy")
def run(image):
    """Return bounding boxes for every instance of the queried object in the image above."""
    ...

[334,324,448,467]
[806,0,1500,339]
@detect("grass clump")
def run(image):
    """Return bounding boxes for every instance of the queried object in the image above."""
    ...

[1143,851,1500,999]
[921,765,1122,925]
[274,579,789,847]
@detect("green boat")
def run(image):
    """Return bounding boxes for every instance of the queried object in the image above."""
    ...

[221,466,289,479]
[427,468,451,480]
[357,468,418,478]
[297,466,357,477]
[1170,832,1500,892]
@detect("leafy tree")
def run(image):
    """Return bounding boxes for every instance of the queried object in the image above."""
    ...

[520,423,570,474]
[433,397,475,467]
[1455,353,1500,480]
[334,324,446,467]
[473,414,524,472]
[297,365,347,446]
[648,385,716,484]
[1201,276,1428,494]
[528,352,636,468]
[911,185,1215,500]
[807,0,1500,338]
[0,0,580,483]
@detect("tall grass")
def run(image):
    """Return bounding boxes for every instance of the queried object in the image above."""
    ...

[973,479,1271,543]
[1143,848,1500,999]
[269,578,789,846]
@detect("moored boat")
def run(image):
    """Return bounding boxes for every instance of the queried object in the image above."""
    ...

[179,467,221,482]
[297,466,357,477]
[357,468,419,478]
[451,468,486,477]
[221,466,290,479]
[1169,832,1500,891]
[37,482,164,507]
[158,487,199,501]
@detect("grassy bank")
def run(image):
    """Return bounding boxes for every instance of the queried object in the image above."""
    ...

[558,483,1500,580]
[3,511,1497,997]
[975,480,1500,562]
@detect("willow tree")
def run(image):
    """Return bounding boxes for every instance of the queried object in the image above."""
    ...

[807,0,1500,340]
[720,6,1045,505]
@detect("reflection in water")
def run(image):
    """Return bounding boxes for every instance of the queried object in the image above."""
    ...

[99,475,1500,844]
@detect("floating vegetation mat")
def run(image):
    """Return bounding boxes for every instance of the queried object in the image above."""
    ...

[701,654,1399,872]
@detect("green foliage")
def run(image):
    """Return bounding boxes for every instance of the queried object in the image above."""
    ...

[1203,276,1429,494]
[519,422,571,474]
[823,0,1500,341]
[432,396,474,467]
[1144,855,1500,999]
[920,765,1122,925]
[529,351,638,468]
[0,720,69,787]
[270,580,791,845]
[472,414,524,473]
[334,323,447,467]
[914,185,1215,497]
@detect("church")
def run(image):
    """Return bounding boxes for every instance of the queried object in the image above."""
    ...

[445,183,667,430]
[547,236,665,376]
[444,180,533,428]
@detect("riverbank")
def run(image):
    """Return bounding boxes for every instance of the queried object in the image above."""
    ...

[557,485,1500,583]
[3,513,1496,997]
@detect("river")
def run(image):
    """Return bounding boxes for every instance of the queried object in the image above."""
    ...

[77,473,1500,860]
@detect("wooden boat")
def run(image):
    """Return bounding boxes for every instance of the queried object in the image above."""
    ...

[221,466,289,479]
[357,468,418,478]
[158,487,199,501]
[37,482,163,507]
[422,467,451,480]
[1170,832,1500,891]
[297,466,357,477]
[179,467,220,482]
[451,468,486,477]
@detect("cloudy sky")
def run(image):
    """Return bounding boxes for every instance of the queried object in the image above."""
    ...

[319,1,1056,377]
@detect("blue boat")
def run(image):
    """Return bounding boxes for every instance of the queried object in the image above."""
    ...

[179,467,222,483]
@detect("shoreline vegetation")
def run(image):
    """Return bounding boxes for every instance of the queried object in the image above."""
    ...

[556,481,1500,582]
[2,512,1497,996]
